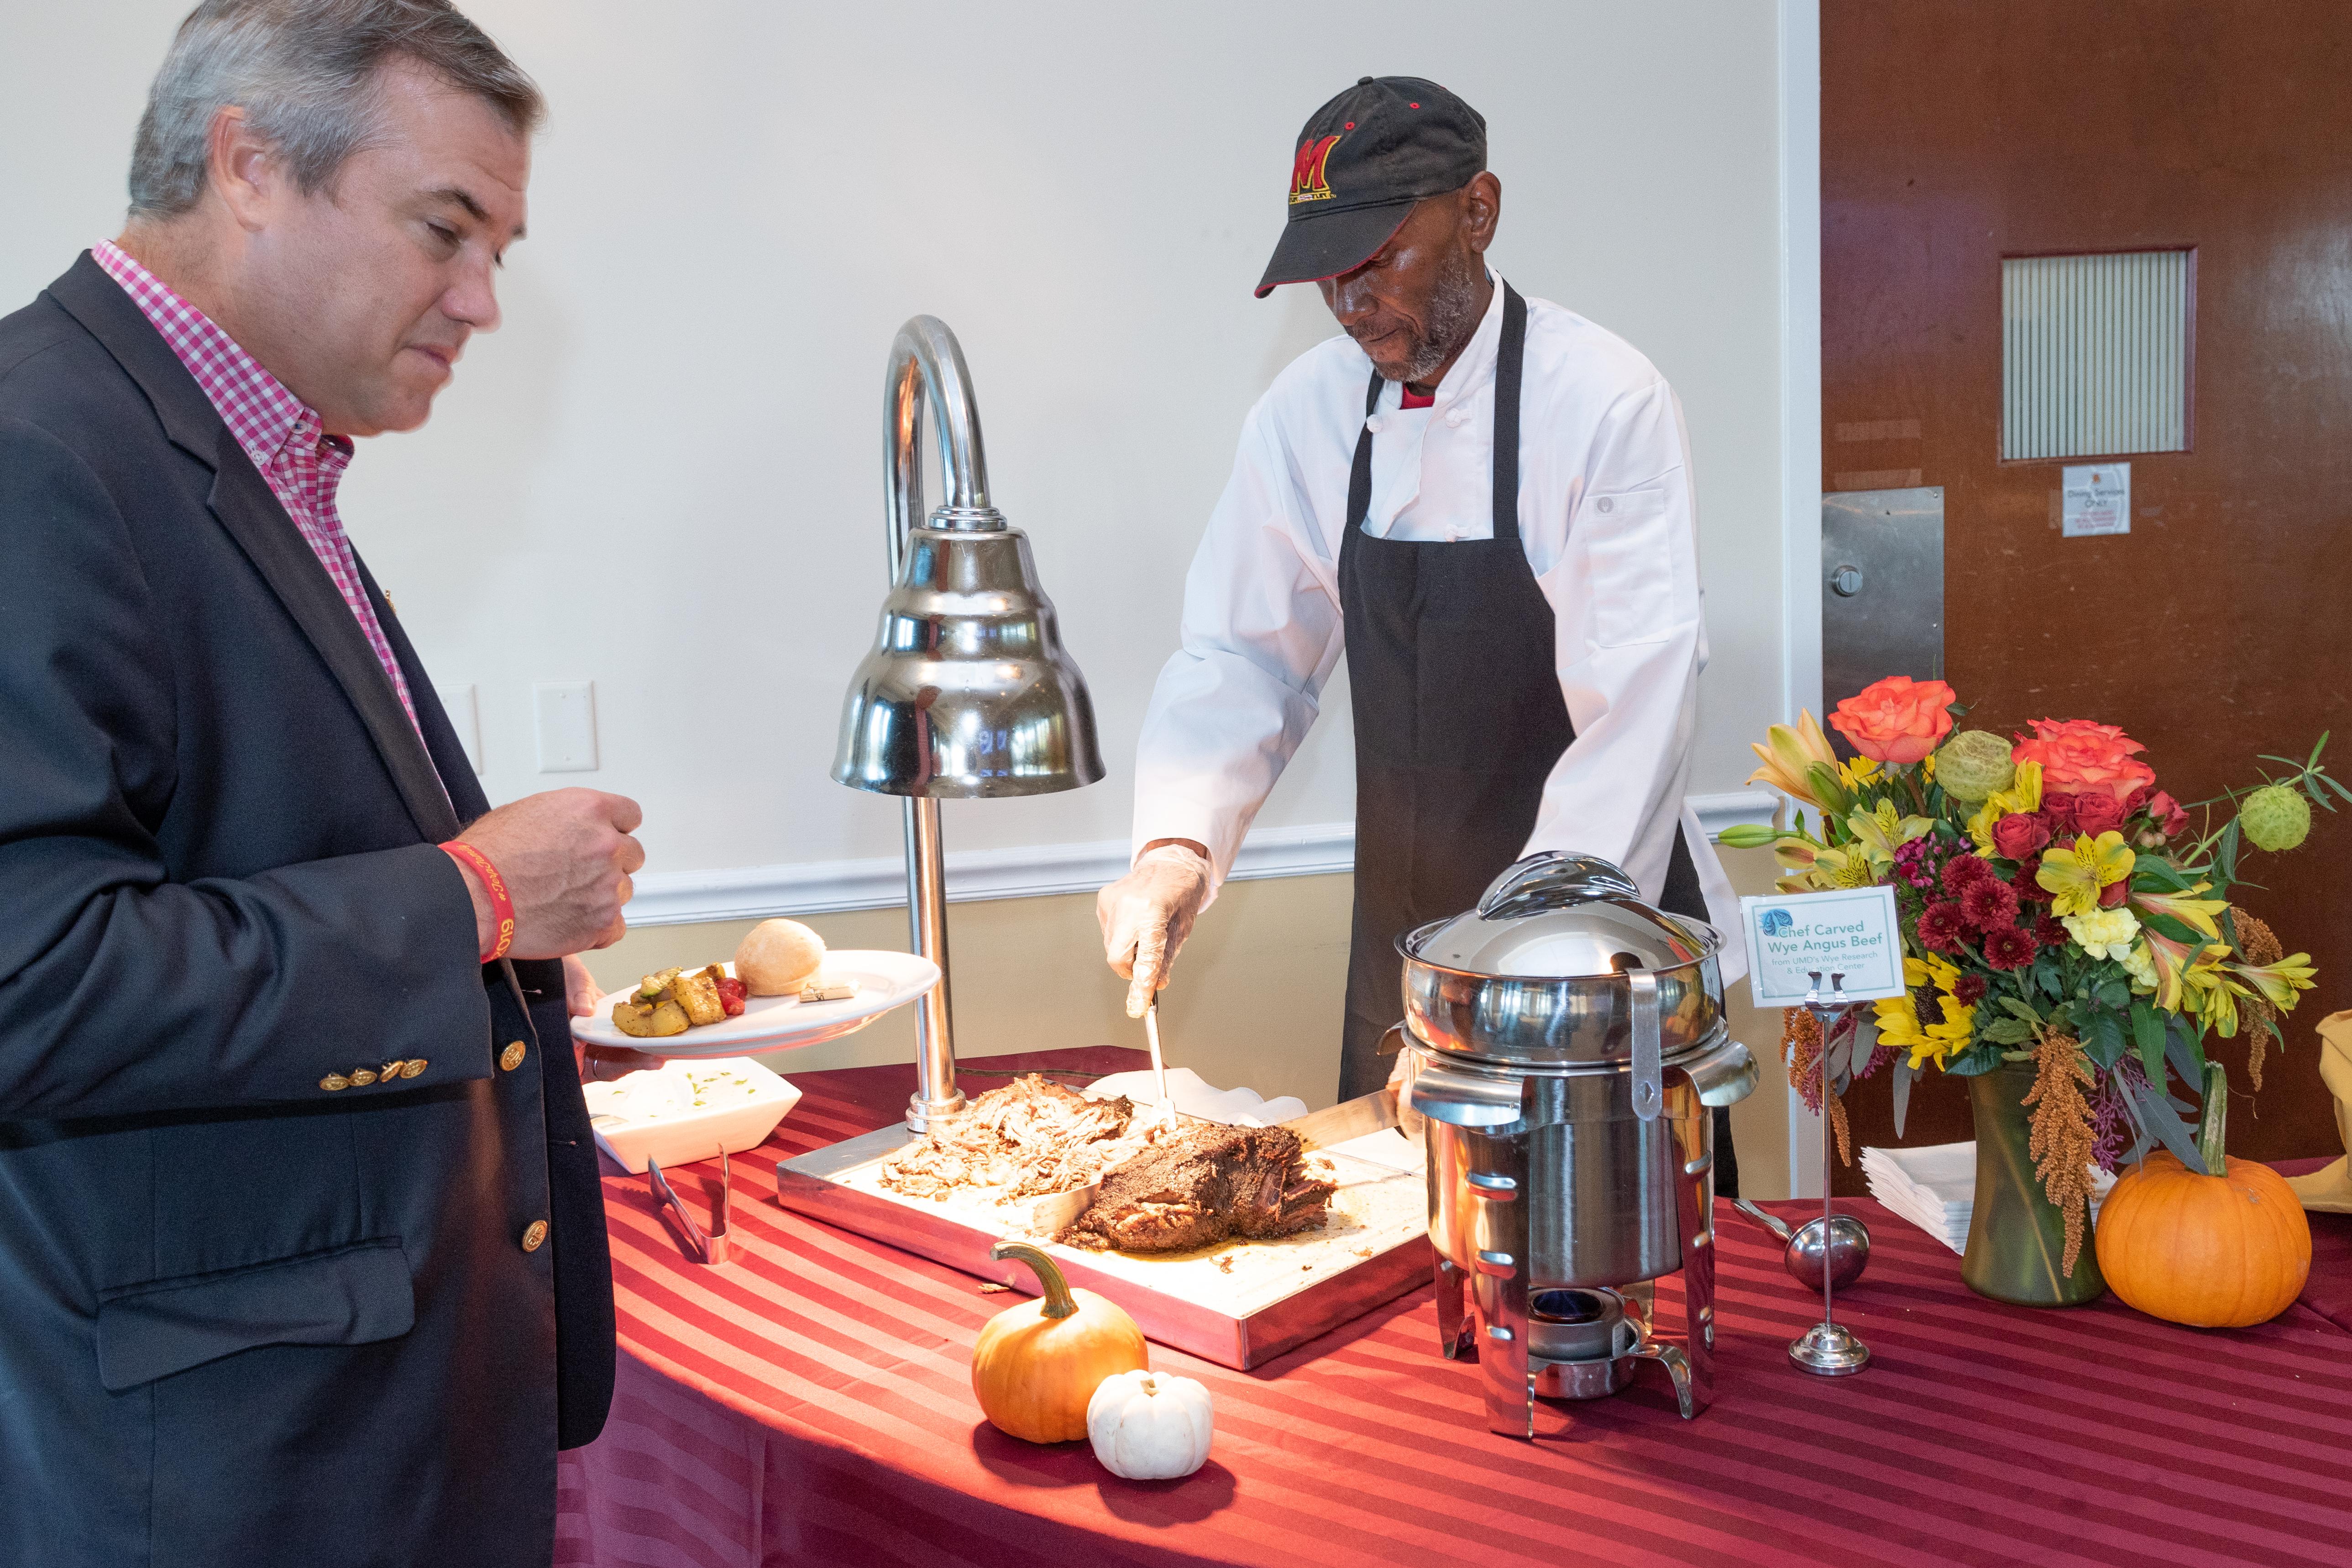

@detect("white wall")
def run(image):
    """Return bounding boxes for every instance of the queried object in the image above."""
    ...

[1,0,1788,890]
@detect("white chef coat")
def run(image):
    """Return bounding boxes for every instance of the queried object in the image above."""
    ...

[1132,271,1744,973]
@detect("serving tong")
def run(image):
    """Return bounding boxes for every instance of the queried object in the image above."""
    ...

[647,1148,731,1265]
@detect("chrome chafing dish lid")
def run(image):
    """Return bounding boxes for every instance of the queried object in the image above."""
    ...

[1403,852,1717,978]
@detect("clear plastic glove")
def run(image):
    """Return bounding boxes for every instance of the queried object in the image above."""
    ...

[1097,843,1215,1019]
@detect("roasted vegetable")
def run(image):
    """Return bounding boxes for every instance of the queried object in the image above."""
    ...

[673,967,725,1027]
[612,997,691,1038]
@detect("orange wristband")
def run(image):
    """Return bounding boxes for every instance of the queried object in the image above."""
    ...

[440,840,515,962]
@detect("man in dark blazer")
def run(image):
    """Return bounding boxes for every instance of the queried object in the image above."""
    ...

[0,4,635,1562]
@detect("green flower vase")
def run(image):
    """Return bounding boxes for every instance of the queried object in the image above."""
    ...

[1960,1060,2106,1307]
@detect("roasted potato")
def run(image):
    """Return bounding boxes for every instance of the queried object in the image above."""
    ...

[611,997,690,1038]
[672,968,725,1027]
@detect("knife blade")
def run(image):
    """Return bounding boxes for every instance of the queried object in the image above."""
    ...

[1278,1085,1401,1150]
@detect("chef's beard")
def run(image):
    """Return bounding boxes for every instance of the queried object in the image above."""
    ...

[1355,254,1486,386]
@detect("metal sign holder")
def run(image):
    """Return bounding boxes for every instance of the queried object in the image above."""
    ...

[1787,970,1871,1376]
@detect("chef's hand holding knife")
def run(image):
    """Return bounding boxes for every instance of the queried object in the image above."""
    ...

[1098,839,1214,1017]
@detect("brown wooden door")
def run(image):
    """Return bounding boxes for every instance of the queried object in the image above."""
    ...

[1823,0,2352,1191]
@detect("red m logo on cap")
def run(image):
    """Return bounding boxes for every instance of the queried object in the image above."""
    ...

[1289,134,1341,205]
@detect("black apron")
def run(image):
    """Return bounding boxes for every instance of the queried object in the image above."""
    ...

[1335,283,1736,1196]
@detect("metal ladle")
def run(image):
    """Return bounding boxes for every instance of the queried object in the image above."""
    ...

[1732,1198,1871,1295]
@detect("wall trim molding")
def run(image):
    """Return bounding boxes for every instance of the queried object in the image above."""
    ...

[623,792,1780,928]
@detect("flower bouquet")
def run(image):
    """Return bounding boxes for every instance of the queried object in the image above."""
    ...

[1723,676,2331,1303]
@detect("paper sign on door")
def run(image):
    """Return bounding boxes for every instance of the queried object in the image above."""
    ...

[1739,886,1907,1008]
[2061,463,2130,537]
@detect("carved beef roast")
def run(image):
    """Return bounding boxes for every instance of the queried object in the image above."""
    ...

[1058,1124,1338,1254]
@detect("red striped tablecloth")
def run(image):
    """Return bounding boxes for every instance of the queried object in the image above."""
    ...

[555,1048,2352,1568]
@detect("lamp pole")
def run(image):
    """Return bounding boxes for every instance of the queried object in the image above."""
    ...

[838,315,1104,1134]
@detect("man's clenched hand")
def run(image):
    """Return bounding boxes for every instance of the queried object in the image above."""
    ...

[449,789,644,960]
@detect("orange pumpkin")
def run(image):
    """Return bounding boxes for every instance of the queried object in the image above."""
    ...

[2095,1065,2312,1329]
[972,1241,1148,1442]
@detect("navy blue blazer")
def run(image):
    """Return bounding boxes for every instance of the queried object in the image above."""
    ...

[0,254,614,1567]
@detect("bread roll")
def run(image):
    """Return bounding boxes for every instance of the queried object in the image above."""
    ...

[735,918,827,996]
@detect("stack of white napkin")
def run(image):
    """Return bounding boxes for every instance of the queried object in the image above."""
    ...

[1860,1141,2117,1255]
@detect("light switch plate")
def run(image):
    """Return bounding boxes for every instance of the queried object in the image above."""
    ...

[534,681,598,772]
[435,682,485,773]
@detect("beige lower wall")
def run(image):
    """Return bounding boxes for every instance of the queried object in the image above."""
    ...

[584,846,1795,1197]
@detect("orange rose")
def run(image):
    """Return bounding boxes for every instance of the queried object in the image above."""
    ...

[1826,676,1958,763]
[2010,718,2155,807]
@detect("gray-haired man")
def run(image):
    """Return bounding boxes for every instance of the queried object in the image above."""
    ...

[0,4,630,1562]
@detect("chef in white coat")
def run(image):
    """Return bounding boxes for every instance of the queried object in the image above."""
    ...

[1098,75,1744,1188]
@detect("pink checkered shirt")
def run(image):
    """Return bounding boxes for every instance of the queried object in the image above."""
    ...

[92,241,427,742]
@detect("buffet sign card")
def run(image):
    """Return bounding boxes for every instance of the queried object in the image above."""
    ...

[1739,886,1907,1009]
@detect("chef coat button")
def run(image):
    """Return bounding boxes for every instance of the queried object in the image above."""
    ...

[521,1220,549,1253]
[1365,415,1385,434]
[320,1073,350,1092]
[501,1041,527,1072]
[1596,496,1614,514]
[402,1059,428,1079]
[349,1068,379,1087]
[381,1059,407,1080]
[1445,409,1467,427]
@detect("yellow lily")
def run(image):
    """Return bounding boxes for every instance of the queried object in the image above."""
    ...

[1966,760,2044,853]
[2129,882,2227,941]
[1773,839,1876,893]
[1747,710,1839,805]
[2229,953,2317,1012]
[2183,959,2244,1038]
[2140,928,2228,1015]
[1846,800,1935,870]
[2037,831,2135,918]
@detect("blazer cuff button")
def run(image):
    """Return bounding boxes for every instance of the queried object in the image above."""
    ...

[320,1073,351,1092]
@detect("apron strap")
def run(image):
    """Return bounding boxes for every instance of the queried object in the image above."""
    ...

[1492,282,1527,545]
[1345,368,1382,534]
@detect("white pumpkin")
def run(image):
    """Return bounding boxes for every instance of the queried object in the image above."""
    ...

[1085,1369,1213,1480]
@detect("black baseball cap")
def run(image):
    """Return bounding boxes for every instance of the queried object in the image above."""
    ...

[1255,76,1488,299]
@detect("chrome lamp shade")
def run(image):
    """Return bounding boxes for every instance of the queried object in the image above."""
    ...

[833,315,1102,1132]
[831,521,1103,798]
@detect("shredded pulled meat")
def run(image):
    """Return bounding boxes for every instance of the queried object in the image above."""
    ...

[878,1075,1146,1200]
[1058,1125,1338,1254]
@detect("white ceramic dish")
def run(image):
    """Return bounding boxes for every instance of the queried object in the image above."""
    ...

[584,1056,803,1175]
[570,951,940,1056]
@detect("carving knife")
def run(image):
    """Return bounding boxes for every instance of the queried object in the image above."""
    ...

[1278,1085,1402,1150]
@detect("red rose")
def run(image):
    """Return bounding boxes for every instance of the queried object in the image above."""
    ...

[2041,792,2077,830]
[1983,925,2039,970]
[1991,811,2053,862]
[1942,853,1991,894]
[2065,792,2127,836]
[2099,880,2130,909]
[1828,676,1959,764]
[2147,790,2190,837]
[2012,718,2157,806]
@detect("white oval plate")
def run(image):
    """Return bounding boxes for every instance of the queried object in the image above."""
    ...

[570,951,940,1056]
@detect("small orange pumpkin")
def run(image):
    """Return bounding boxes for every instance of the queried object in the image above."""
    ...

[2095,1063,2312,1328]
[972,1241,1148,1442]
